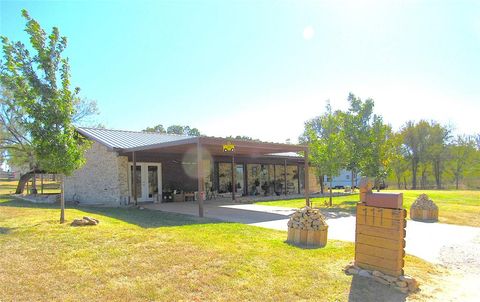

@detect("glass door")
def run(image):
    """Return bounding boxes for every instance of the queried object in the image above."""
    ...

[236,164,244,195]
[147,165,159,199]
[129,163,162,202]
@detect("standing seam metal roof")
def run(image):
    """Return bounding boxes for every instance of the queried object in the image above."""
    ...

[76,127,194,150]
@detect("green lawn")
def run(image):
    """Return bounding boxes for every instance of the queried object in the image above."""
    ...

[0,178,61,194]
[0,195,442,301]
[255,190,480,227]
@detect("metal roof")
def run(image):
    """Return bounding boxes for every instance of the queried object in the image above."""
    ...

[76,127,194,150]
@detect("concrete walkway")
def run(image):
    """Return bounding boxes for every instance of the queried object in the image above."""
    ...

[144,200,480,263]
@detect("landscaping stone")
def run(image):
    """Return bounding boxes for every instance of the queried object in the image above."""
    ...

[71,216,100,226]
[343,263,419,294]
[287,207,327,230]
[347,268,358,275]
[358,270,372,278]
[372,270,384,277]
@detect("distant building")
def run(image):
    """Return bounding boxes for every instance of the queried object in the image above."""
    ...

[324,169,360,189]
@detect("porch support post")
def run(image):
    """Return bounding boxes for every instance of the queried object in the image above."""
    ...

[197,140,204,217]
[304,148,310,207]
[231,153,236,201]
[284,159,287,196]
[132,151,137,206]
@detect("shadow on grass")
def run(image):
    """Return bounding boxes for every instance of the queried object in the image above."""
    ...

[0,227,14,234]
[79,206,223,228]
[348,275,407,302]
[314,201,358,219]
[0,196,225,228]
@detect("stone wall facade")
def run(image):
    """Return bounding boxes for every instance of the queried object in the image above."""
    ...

[64,141,129,206]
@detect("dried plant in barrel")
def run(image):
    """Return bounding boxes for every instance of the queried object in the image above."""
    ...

[410,194,439,222]
[287,207,328,248]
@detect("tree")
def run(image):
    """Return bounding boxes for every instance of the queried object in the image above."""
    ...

[304,102,347,206]
[1,10,90,223]
[143,124,166,133]
[427,122,450,189]
[389,133,409,189]
[165,124,201,136]
[401,120,431,189]
[447,136,477,189]
[362,115,393,191]
[226,135,260,142]
[342,93,374,189]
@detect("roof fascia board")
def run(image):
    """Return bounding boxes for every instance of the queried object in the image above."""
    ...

[123,137,199,153]
[199,136,307,152]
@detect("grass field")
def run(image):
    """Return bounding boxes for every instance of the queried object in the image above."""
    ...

[0,179,61,194]
[0,194,445,301]
[255,190,480,227]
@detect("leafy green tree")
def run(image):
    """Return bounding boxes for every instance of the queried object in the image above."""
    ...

[447,135,477,189]
[1,10,90,222]
[226,135,260,142]
[362,115,393,191]
[426,122,451,189]
[304,102,347,205]
[143,124,166,133]
[400,120,431,189]
[342,93,374,188]
[166,125,201,136]
[389,133,409,189]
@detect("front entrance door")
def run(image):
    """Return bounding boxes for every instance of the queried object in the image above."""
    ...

[128,163,162,203]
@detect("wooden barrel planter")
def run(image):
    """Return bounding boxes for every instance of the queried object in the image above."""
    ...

[287,226,328,248]
[410,207,438,222]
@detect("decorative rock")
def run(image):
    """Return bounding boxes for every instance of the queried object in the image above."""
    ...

[394,286,409,294]
[287,207,327,231]
[410,194,439,221]
[358,270,372,278]
[373,276,390,285]
[372,270,384,277]
[395,281,408,288]
[382,275,398,283]
[342,263,419,294]
[347,268,359,275]
[71,216,100,227]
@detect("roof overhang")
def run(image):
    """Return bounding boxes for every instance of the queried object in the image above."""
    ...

[120,136,306,157]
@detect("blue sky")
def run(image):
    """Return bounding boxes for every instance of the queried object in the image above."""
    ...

[1,0,479,143]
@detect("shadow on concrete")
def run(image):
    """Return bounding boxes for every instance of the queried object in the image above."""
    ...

[149,201,293,224]
[348,275,407,302]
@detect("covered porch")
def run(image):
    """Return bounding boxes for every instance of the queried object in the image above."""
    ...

[120,136,311,217]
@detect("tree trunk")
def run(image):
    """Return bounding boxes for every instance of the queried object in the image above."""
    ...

[60,174,65,224]
[319,175,324,194]
[455,174,459,190]
[15,169,45,194]
[403,176,407,189]
[411,159,417,189]
[351,169,355,190]
[329,178,333,207]
[434,160,441,189]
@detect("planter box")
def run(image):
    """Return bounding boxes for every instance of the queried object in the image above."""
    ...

[410,208,438,222]
[287,227,328,248]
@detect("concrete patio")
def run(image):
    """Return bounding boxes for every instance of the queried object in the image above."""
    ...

[144,200,480,264]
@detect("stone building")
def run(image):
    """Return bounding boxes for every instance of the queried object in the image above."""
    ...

[65,127,320,207]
